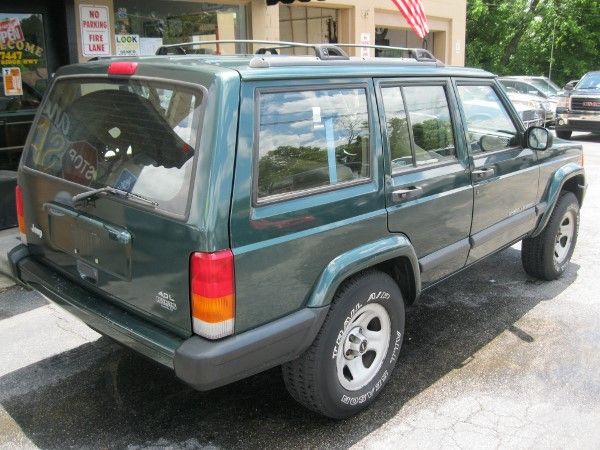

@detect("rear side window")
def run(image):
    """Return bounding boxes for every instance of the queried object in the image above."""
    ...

[26,78,203,216]
[256,88,370,201]
[382,84,456,172]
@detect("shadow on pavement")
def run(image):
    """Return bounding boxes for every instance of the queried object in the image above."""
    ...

[0,247,580,449]
[0,286,47,320]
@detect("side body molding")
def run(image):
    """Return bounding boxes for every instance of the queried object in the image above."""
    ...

[307,235,421,308]
[531,163,586,237]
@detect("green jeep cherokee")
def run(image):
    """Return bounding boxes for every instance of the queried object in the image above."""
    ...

[8,42,586,419]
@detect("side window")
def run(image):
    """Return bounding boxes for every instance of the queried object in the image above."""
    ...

[256,88,370,200]
[380,87,413,171]
[456,84,518,153]
[382,84,456,172]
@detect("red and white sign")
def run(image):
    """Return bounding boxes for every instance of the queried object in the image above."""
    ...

[63,141,98,185]
[360,33,371,58]
[80,5,111,57]
[0,18,24,46]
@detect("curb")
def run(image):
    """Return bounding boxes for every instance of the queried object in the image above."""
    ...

[0,228,19,281]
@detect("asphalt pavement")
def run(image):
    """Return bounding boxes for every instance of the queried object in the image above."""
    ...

[0,133,599,449]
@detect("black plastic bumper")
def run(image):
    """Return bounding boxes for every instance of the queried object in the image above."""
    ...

[9,245,328,390]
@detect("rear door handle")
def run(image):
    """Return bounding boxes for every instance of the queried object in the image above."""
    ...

[391,186,423,202]
[472,167,495,181]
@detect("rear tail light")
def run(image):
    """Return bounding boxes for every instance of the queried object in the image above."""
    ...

[15,185,27,244]
[190,250,235,339]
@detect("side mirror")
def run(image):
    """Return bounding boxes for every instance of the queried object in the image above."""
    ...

[564,84,574,91]
[526,126,552,151]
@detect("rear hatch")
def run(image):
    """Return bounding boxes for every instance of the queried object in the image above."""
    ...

[19,70,207,337]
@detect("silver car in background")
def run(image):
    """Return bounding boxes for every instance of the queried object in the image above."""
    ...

[499,76,559,125]
[502,89,546,128]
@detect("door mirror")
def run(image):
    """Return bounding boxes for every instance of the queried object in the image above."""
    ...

[564,84,574,92]
[526,126,552,151]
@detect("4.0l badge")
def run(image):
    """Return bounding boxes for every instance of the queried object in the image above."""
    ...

[155,291,177,312]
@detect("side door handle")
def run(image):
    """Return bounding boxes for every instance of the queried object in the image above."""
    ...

[472,167,495,181]
[392,186,423,202]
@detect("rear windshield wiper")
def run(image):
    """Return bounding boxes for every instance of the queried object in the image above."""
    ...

[72,186,159,208]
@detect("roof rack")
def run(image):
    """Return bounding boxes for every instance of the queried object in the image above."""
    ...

[335,44,438,62]
[155,39,349,60]
[153,40,444,69]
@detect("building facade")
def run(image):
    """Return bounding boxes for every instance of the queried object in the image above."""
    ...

[0,0,466,171]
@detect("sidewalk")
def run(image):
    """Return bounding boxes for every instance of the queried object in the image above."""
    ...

[0,227,19,288]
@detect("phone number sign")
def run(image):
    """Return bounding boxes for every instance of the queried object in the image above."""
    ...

[80,5,111,57]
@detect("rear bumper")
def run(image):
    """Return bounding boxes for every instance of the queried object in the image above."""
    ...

[9,245,328,390]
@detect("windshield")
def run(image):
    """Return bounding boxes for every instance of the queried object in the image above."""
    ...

[25,78,203,216]
[577,73,600,90]
[527,78,560,95]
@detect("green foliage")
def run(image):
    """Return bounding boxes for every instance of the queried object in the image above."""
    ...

[466,0,600,86]
[412,119,453,152]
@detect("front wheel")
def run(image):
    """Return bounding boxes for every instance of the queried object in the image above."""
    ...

[522,192,579,280]
[282,270,405,419]
[556,130,572,139]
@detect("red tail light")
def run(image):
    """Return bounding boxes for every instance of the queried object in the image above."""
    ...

[15,185,27,242]
[190,250,235,339]
[107,61,138,76]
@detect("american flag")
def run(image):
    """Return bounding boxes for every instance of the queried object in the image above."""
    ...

[390,0,430,39]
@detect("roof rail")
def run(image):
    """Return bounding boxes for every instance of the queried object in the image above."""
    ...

[155,39,349,60]
[154,40,443,66]
[335,44,439,63]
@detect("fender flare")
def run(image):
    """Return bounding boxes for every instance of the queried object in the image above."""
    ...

[531,163,585,237]
[306,234,421,308]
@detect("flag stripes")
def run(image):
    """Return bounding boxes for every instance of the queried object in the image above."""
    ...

[390,0,430,39]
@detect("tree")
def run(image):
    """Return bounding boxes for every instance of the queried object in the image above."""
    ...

[466,0,600,86]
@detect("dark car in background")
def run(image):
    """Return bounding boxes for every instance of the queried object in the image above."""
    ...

[564,79,579,91]
[555,71,600,139]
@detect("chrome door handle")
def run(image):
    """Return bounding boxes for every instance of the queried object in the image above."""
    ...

[391,186,423,202]
[472,167,495,181]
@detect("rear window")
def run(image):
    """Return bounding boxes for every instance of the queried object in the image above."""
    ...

[26,78,203,216]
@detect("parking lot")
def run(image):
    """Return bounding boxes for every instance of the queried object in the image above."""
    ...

[0,133,599,449]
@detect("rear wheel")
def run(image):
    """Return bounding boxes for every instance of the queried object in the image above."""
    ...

[282,270,405,419]
[522,192,579,280]
[556,130,572,139]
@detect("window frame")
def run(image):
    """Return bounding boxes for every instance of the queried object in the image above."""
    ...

[21,73,208,221]
[378,78,462,176]
[452,78,525,159]
[252,83,374,206]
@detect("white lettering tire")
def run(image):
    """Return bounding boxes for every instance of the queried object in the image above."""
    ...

[282,270,405,419]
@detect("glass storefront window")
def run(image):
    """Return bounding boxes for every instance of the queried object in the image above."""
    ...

[0,13,47,112]
[375,27,433,57]
[0,12,48,170]
[113,1,247,55]
[279,5,339,55]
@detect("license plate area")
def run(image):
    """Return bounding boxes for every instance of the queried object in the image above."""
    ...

[44,202,132,280]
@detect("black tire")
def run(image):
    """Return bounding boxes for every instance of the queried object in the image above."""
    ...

[282,270,405,419]
[522,191,579,280]
[556,130,572,139]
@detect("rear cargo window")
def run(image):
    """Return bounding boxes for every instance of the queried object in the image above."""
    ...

[25,78,203,216]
